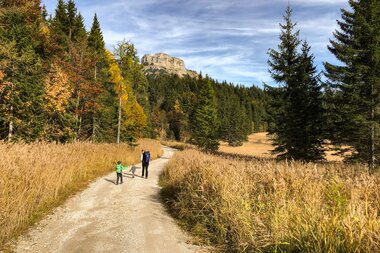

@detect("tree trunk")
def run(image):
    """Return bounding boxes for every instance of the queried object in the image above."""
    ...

[92,65,97,142]
[8,82,14,141]
[370,107,375,173]
[78,115,82,141]
[8,104,13,141]
[74,90,81,141]
[369,79,376,173]
[117,82,122,144]
[74,51,85,141]
[92,115,96,142]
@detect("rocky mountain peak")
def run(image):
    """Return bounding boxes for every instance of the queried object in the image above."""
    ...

[141,53,197,78]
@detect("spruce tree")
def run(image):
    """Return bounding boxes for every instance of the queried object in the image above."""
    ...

[0,0,46,141]
[66,0,77,40]
[73,13,87,42]
[49,0,99,141]
[191,75,219,151]
[87,13,115,142]
[52,0,69,47]
[324,0,380,170]
[267,6,324,161]
[218,91,246,146]
[297,42,325,160]
[88,14,105,55]
[52,0,85,44]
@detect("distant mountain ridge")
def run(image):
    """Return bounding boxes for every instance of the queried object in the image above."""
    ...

[141,53,198,78]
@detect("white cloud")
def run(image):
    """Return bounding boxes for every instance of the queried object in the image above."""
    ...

[42,0,349,86]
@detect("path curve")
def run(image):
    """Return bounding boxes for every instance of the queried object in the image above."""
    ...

[14,146,205,253]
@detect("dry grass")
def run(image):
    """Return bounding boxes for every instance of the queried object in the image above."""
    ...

[219,132,275,159]
[0,139,162,249]
[160,140,196,150]
[161,149,380,252]
[219,132,345,162]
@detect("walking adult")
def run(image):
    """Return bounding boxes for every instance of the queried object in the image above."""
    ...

[140,149,144,175]
[141,150,150,179]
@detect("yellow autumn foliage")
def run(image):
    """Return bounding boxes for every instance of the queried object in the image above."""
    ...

[0,71,6,94]
[38,22,50,43]
[106,50,122,85]
[122,83,147,138]
[0,71,14,101]
[44,64,71,112]
[105,50,147,137]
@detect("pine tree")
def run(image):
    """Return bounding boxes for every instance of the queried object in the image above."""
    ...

[49,0,100,141]
[216,85,247,146]
[0,0,46,141]
[66,0,77,41]
[191,75,219,151]
[87,13,114,142]
[73,13,86,42]
[267,6,324,161]
[324,0,380,170]
[88,14,105,55]
[51,0,85,46]
[51,0,68,47]
[296,42,325,160]
[168,99,187,141]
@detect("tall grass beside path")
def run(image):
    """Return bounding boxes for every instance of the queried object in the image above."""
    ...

[0,139,162,249]
[161,150,380,252]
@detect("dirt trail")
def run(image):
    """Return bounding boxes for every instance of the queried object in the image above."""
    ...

[14,146,205,253]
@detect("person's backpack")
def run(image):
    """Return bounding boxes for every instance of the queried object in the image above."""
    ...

[143,151,150,163]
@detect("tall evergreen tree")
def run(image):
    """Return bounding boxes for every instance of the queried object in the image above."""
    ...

[168,99,187,141]
[51,0,85,46]
[87,13,113,142]
[216,85,247,146]
[73,13,87,42]
[66,0,78,41]
[0,0,46,141]
[88,14,105,55]
[51,0,68,47]
[191,75,219,151]
[324,0,380,170]
[49,0,98,141]
[52,0,67,30]
[267,6,324,161]
[296,42,325,160]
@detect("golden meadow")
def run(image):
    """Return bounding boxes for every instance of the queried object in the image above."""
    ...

[161,149,380,252]
[0,139,162,248]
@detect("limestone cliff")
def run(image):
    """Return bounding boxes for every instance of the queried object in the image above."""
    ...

[141,53,198,78]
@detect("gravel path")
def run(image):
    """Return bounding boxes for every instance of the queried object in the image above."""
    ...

[14,146,205,253]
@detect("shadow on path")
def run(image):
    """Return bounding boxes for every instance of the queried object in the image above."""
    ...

[103,178,116,185]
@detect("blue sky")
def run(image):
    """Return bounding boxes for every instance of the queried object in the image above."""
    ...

[42,0,349,87]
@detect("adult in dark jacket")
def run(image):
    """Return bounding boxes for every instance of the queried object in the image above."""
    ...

[140,149,144,174]
[141,150,150,179]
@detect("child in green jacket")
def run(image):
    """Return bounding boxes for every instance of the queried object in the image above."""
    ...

[116,161,128,185]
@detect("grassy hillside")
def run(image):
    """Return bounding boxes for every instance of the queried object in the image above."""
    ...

[161,149,380,252]
[0,140,162,249]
